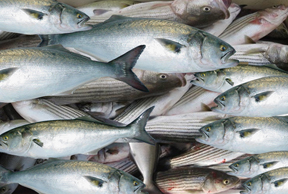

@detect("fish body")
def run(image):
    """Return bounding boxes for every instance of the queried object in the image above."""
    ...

[212,76,288,116]
[230,151,288,178]
[219,5,288,45]
[156,167,240,194]
[0,159,146,194]
[242,167,288,194]
[0,0,91,34]
[192,64,288,93]
[0,45,147,103]
[0,108,155,159]
[47,16,238,73]
[197,116,288,154]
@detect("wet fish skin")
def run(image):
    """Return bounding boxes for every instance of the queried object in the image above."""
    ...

[242,167,288,194]
[0,0,91,34]
[0,159,146,194]
[0,45,148,103]
[192,64,288,93]
[46,17,238,73]
[0,107,155,159]
[197,116,288,154]
[156,167,240,194]
[211,76,288,117]
[229,151,288,178]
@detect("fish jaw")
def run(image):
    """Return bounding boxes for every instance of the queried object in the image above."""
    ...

[217,0,231,19]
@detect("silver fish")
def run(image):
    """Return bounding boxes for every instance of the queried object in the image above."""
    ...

[191,64,288,93]
[0,0,91,34]
[0,107,155,159]
[45,16,238,73]
[0,159,147,194]
[197,116,288,154]
[242,167,288,194]
[230,151,288,178]
[0,120,29,134]
[87,0,231,28]
[219,5,288,45]
[0,45,148,103]
[156,167,240,194]
[211,76,288,117]
[45,69,186,105]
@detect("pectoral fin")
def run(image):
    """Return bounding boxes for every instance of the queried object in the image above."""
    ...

[84,176,106,187]
[238,128,259,138]
[0,68,18,81]
[274,178,288,187]
[225,78,234,86]
[33,139,43,147]
[262,161,278,169]
[253,91,273,102]
[22,9,46,20]
[156,38,184,54]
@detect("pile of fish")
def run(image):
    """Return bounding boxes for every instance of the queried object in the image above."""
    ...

[0,0,287,193]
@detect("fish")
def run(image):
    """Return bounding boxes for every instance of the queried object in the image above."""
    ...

[219,5,288,45]
[191,64,288,93]
[129,143,162,194]
[229,151,288,178]
[45,69,186,105]
[203,3,241,36]
[0,120,29,134]
[0,107,155,159]
[0,45,148,103]
[0,0,91,34]
[0,35,41,51]
[0,159,147,194]
[211,76,288,116]
[242,167,288,194]
[197,116,288,154]
[156,167,240,194]
[44,16,238,73]
[77,0,136,17]
[0,31,20,41]
[87,0,231,28]
[266,22,288,39]
[165,86,220,115]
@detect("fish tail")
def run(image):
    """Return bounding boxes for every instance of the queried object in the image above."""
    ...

[108,45,149,92]
[38,35,59,47]
[0,166,11,184]
[127,107,155,145]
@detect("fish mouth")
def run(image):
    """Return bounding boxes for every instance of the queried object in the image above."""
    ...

[77,16,92,28]
[229,164,239,172]
[243,184,251,192]
[221,50,235,64]
[199,128,210,140]
[218,0,231,19]
[134,184,145,193]
[176,73,187,87]
[215,98,225,108]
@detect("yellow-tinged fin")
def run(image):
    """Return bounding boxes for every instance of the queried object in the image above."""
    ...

[274,178,288,187]
[238,128,259,138]
[33,139,43,147]
[22,9,46,20]
[225,78,234,86]
[84,176,106,187]
[262,161,278,169]
[253,91,273,103]
[156,38,184,54]
[244,35,256,44]
[0,68,18,81]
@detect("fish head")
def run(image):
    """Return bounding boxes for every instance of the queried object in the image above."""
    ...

[0,128,32,154]
[49,3,92,33]
[197,119,228,145]
[229,156,259,176]
[203,170,240,193]
[242,175,268,194]
[259,5,288,25]
[212,85,250,115]
[171,0,231,27]
[191,69,227,92]
[192,31,238,71]
[0,183,18,194]
[117,171,145,194]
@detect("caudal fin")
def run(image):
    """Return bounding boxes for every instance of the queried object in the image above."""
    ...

[127,107,155,145]
[0,166,11,184]
[109,45,149,92]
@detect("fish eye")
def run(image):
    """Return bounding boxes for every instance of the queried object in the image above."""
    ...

[2,136,8,141]
[200,73,206,77]
[220,45,227,52]
[133,181,139,186]
[159,74,167,79]
[77,13,83,19]
[223,179,230,185]
[247,182,252,186]
[1,187,6,192]
[205,127,211,132]
[203,6,211,12]
[220,96,226,101]
[235,163,239,167]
